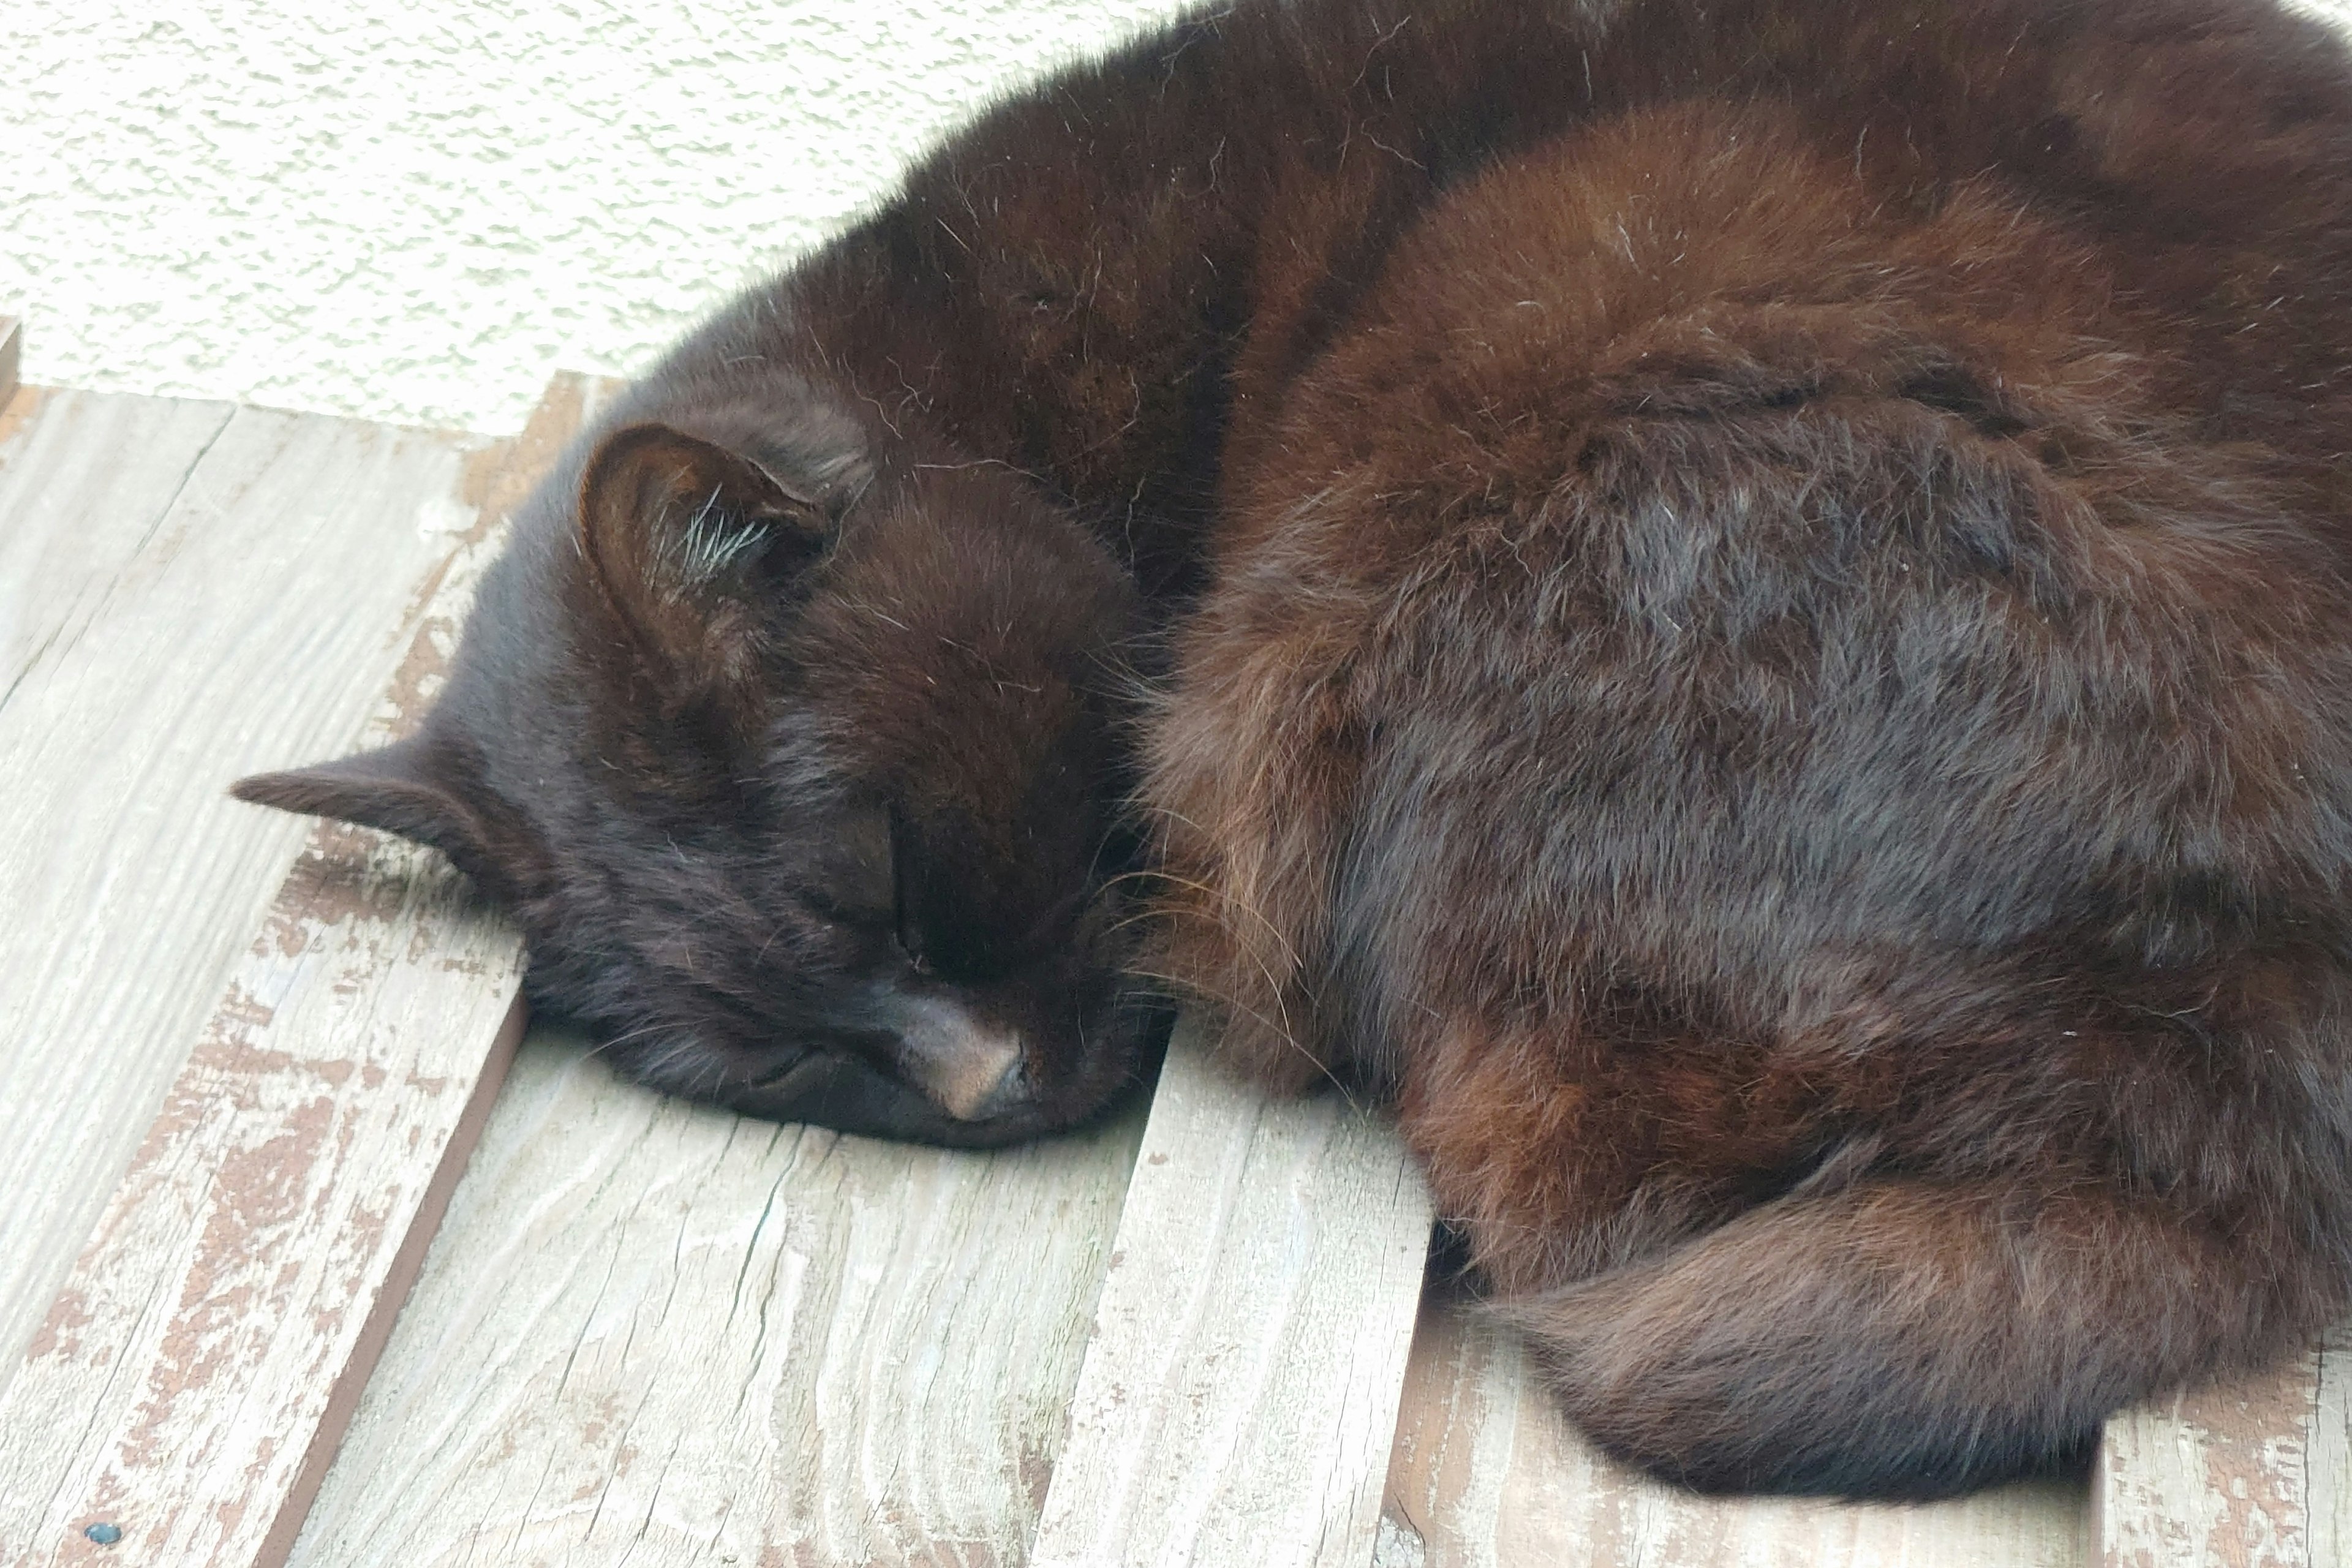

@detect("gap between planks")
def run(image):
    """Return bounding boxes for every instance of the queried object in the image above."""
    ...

[287,1008,1435,1566]
[1382,1294,2092,1568]
[0,374,609,1568]
[0,389,455,1373]
[286,1027,1149,1566]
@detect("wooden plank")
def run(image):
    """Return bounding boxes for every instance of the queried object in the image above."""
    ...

[2095,1323,2351,1568]
[0,377,605,1567]
[285,1030,1148,1566]
[0,389,459,1381]
[0,387,234,752]
[0,317,20,405]
[2315,1329,2352,1568]
[1029,1021,1434,1568]
[1381,1292,2091,1568]
[0,834,529,1568]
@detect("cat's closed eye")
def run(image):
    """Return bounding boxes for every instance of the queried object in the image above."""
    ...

[886,805,935,978]
[799,799,896,928]
[798,800,940,976]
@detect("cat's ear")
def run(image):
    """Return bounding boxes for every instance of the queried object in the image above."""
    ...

[573,421,833,697]
[230,735,492,869]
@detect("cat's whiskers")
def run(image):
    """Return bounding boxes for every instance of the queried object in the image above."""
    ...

[1118,963,1355,1111]
[1107,864,1305,973]
[1087,872,1313,1052]
[580,1019,675,1065]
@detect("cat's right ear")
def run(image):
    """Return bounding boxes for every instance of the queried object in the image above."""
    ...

[573,421,834,712]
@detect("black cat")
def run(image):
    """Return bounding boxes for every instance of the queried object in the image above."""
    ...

[239,0,2352,1496]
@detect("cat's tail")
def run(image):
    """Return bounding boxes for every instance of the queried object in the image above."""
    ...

[1495,1176,2337,1498]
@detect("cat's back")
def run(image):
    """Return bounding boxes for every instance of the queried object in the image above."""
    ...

[1196,31,2352,988]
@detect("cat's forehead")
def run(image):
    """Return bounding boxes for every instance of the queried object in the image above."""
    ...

[804,463,1137,687]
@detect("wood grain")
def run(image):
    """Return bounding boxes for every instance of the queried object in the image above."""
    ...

[0,376,605,1566]
[1029,1022,1434,1568]
[287,1031,1148,1567]
[0,390,458,1380]
[2095,1325,2352,1568]
[1381,1294,2091,1568]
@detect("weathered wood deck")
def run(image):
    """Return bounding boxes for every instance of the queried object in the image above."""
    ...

[0,336,2339,1565]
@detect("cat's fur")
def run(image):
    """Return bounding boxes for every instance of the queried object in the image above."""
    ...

[236,0,2352,1498]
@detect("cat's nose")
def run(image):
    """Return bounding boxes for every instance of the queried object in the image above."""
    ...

[892,999,1028,1121]
[923,1039,1027,1121]
[956,1050,1031,1121]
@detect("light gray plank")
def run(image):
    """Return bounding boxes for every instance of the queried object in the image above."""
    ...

[1381,1298,2089,1568]
[0,394,487,1386]
[287,1031,1148,1567]
[0,318,20,405]
[2313,1327,2352,1568]
[0,386,235,723]
[1028,1022,1433,1568]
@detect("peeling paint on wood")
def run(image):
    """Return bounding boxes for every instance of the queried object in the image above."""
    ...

[1029,1019,1433,1568]
[2097,1323,2352,1568]
[0,377,603,1567]
[0,828,527,1567]
[10,362,2326,1567]
[0,390,477,1382]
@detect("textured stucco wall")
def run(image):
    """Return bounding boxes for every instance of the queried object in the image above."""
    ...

[16,0,2352,433]
[1,0,1194,433]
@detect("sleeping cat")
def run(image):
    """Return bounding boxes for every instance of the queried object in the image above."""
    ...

[236,0,2352,1499]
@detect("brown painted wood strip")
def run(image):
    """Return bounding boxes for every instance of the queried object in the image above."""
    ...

[0,376,600,1567]
[2095,1324,2351,1568]
[1028,1020,1434,1568]
[287,1029,1147,1566]
[1382,1298,2089,1568]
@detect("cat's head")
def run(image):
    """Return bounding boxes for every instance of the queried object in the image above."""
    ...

[235,379,1166,1146]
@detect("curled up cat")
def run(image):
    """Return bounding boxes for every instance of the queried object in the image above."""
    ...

[235,0,2352,1499]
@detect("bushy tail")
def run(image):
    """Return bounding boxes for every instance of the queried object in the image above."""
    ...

[1498,1177,2331,1498]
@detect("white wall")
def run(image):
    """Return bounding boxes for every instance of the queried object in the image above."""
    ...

[1,0,1194,434]
[15,0,2352,434]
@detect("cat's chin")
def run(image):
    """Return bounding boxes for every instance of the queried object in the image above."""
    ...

[715,1049,1109,1150]
[592,1001,1172,1150]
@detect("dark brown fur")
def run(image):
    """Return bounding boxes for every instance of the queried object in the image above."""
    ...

[236,0,2352,1498]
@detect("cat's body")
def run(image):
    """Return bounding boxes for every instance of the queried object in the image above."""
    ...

[1155,90,2352,1491]
[237,0,2352,1498]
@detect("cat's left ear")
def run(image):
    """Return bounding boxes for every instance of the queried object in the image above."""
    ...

[230,734,495,871]
[573,421,834,702]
